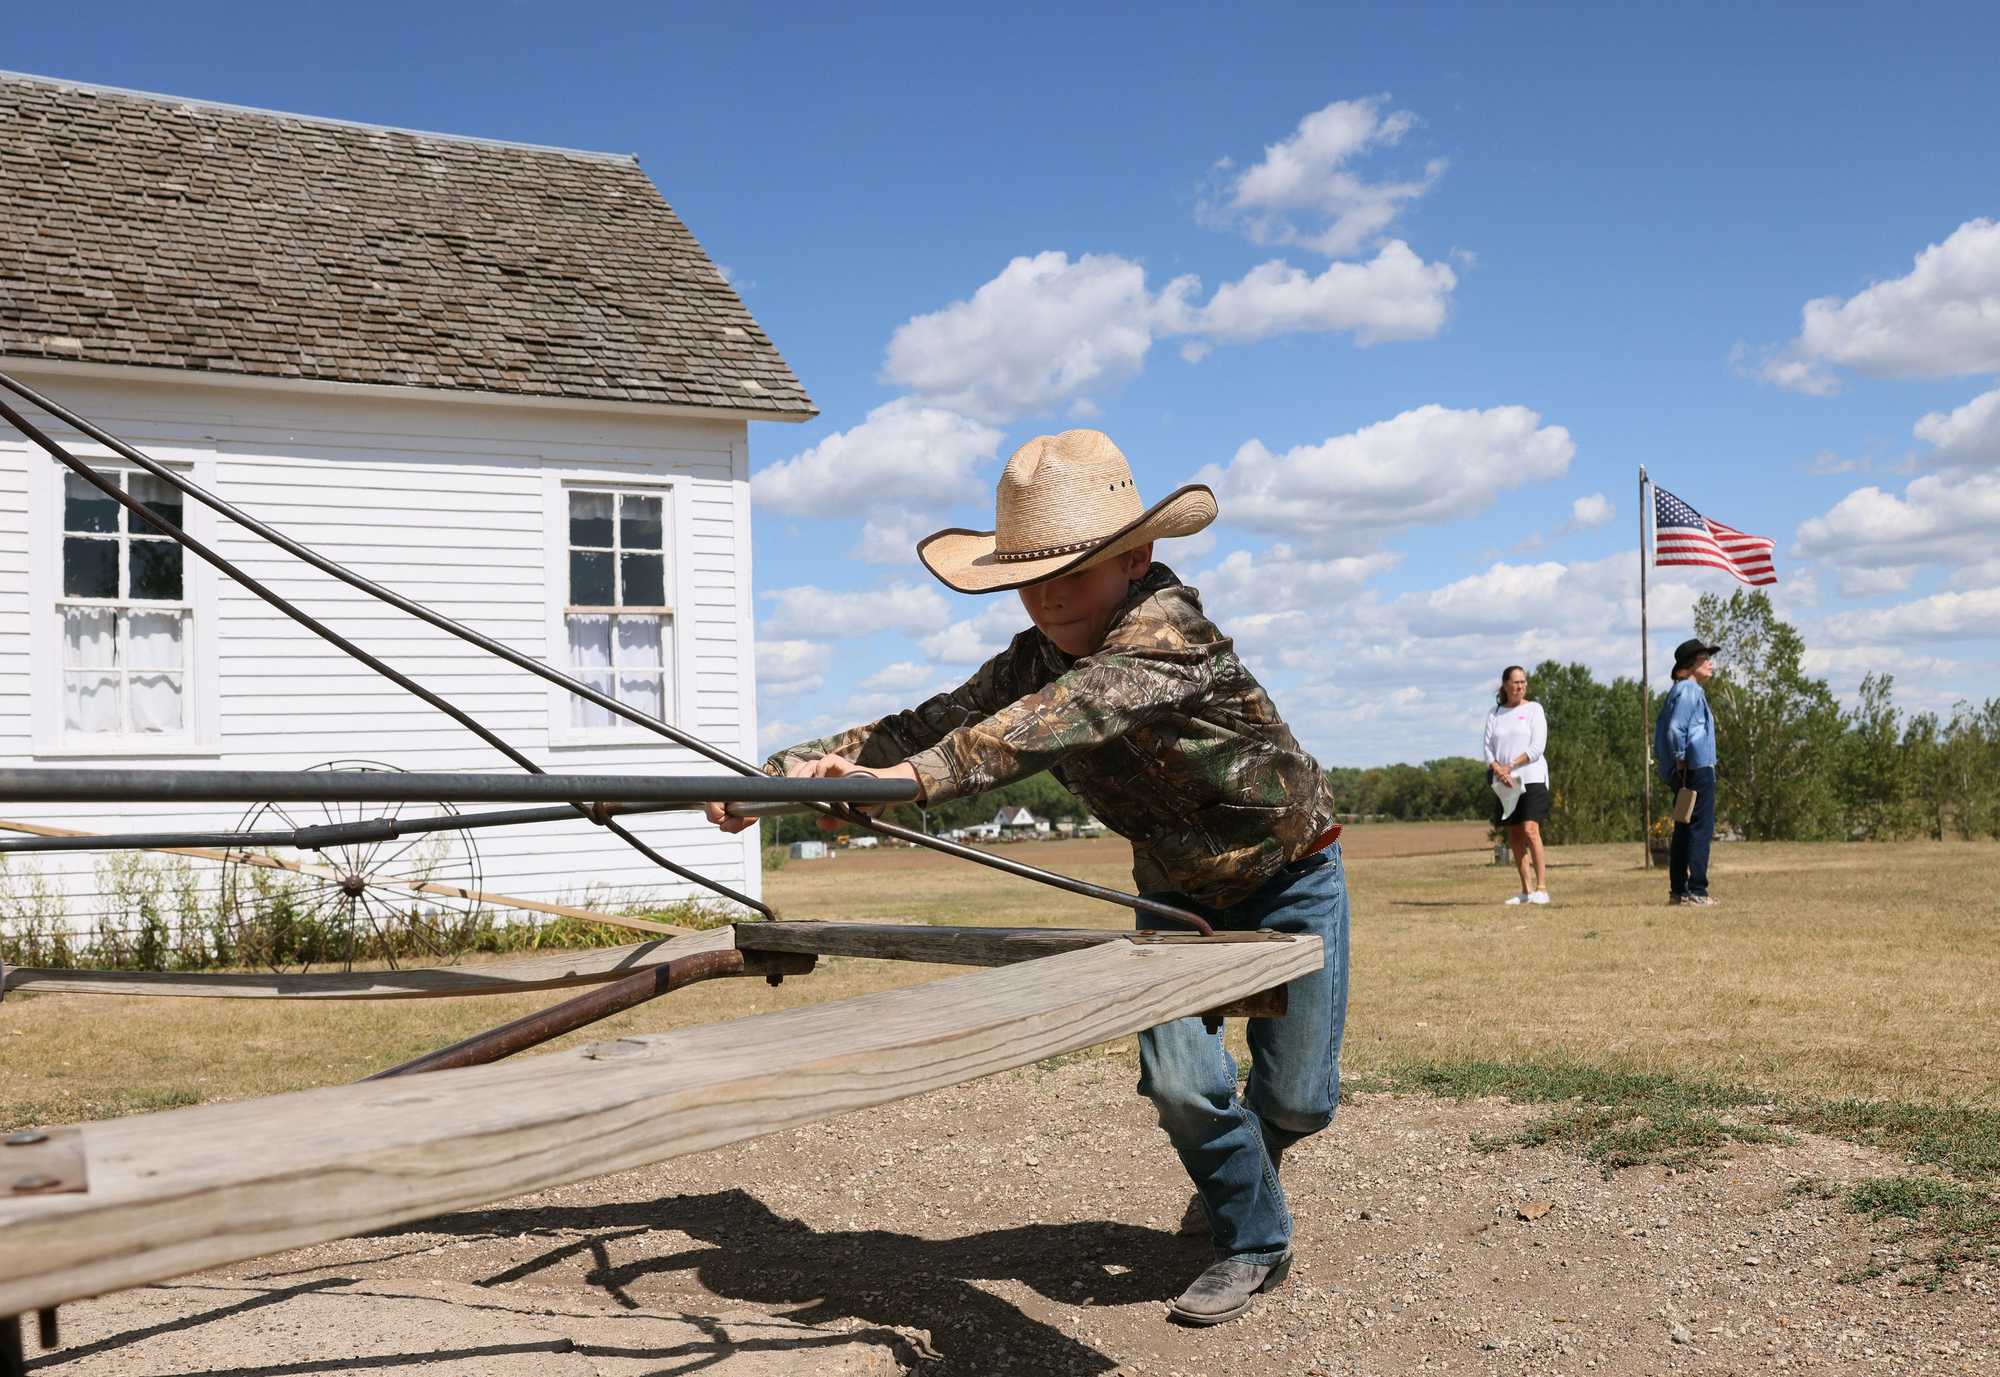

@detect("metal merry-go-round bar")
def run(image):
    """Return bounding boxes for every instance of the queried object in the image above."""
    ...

[0,767,917,808]
[0,799,802,856]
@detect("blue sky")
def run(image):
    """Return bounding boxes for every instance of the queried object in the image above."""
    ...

[12,3,1999,765]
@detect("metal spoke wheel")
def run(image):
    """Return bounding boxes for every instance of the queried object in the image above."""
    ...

[217,759,486,973]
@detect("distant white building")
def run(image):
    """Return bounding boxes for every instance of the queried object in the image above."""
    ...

[994,805,1049,836]
[786,840,831,862]
[0,73,816,937]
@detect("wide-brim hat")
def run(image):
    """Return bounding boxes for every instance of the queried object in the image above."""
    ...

[918,429,1217,594]
[1673,637,1721,670]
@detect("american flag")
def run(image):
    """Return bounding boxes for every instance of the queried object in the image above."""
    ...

[1652,485,1777,586]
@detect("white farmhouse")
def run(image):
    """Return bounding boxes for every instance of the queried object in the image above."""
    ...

[0,73,813,937]
[993,805,1049,837]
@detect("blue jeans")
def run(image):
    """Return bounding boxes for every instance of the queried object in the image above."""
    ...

[1135,845,1351,1265]
[1670,765,1716,897]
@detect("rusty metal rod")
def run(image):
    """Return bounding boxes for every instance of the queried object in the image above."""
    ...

[365,948,814,1079]
[0,373,1212,935]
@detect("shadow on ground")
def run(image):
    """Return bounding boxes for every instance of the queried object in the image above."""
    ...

[366,1188,1205,1375]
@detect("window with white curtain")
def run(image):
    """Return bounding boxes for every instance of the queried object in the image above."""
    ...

[59,467,191,738]
[563,487,671,728]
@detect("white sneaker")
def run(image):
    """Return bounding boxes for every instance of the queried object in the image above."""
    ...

[1528,891,1550,905]
[1504,892,1530,905]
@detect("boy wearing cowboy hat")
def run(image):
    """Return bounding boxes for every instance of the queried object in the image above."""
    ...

[711,428,1348,1326]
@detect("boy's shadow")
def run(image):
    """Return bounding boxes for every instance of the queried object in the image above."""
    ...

[379,1189,1199,1375]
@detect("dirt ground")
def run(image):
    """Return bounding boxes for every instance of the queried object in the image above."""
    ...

[42,1056,1993,1377]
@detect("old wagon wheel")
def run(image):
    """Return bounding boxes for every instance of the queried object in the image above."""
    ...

[217,759,486,973]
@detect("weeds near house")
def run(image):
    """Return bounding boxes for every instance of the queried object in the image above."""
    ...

[2,850,730,972]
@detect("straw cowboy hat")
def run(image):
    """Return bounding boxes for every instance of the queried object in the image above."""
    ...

[918,429,1217,594]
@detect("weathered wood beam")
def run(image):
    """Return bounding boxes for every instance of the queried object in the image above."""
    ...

[733,921,1293,1020]
[0,934,1319,1315]
[1,930,734,1001]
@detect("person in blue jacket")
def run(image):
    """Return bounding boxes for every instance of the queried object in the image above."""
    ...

[1655,638,1720,906]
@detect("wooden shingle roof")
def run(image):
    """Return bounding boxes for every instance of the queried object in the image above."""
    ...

[0,73,814,416]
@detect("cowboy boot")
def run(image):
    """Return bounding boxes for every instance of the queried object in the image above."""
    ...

[1168,1254,1292,1325]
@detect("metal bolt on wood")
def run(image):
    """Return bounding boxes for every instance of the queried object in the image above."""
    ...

[9,1177,57,1194]
[2,1134,45,1148]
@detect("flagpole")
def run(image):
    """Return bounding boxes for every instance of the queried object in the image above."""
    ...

[1638,464,1653,869]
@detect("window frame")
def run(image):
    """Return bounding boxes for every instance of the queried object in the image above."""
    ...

[29,445,222,758]
[543,473,684,748]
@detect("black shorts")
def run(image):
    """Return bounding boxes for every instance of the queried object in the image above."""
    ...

[1495,781,1551,826]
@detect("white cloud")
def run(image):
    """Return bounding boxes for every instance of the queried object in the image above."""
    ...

[1822,587,2000,644]
[1189,242,1456,346]
[1568,493,1614,530]
[1195,404,1575,551]
[1194,545,1400,617]
[752,400,1001,516]
[1800,645,1961,679]
[1795,471,2000,576]
[881,243,1457,420]
[918,603,1029,665]
[1836,564,1918,597]
[1173,527,1218,562]
[1188,545,1399,671]
[1394,560,1580,639]
[850,508,934,565]
[760,581,950,639]
[1914,386,2000,470]
[1804,449,1865,476]
[757,718,805,753]
[1203,96,1446,257]
[1949,555,2000,591]
[1761,218,2000,391]
[1241,551,1722,764]
[883,251,1199,422]
[756,639,833,699]
[1745,347,1841,397]
[857,660,939,695]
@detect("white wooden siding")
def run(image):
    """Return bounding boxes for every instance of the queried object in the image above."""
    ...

[0,365,766,940]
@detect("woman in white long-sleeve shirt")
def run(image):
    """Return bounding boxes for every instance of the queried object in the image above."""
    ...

[1484,665,1551,905]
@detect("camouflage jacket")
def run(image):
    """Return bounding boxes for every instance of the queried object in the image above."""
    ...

[765,564,1337,907]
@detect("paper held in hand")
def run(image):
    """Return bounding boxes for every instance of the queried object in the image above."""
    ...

[1673,786,1697,824]
[1491,774,1525,821]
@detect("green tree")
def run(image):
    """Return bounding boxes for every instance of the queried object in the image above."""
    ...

[1899,711,1948,841]
[1938,698,2000,839]
[1692,590,1844,840]
[1527,659,1646,844]
[1839,673,1920,839]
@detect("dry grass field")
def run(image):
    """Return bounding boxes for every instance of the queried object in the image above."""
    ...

[4,825,1993,1125]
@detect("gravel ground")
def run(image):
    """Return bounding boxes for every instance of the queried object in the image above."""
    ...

[44,1056,1995,1376]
